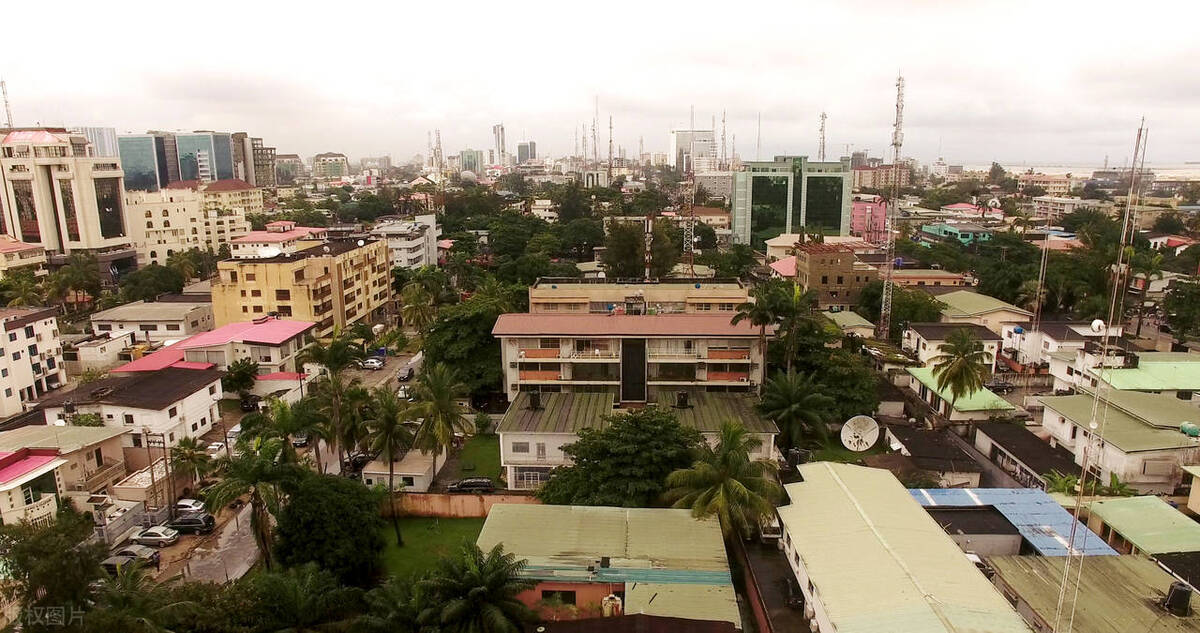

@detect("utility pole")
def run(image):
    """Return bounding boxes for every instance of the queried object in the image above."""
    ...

[1,80,11,129]
[876,74,905,340]
[818,112,827,161]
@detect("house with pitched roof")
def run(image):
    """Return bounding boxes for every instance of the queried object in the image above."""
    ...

[936,290,1033,335]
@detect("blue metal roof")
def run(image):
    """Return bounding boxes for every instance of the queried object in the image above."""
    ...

[910,488,1118,556]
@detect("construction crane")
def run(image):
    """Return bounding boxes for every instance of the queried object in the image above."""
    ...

[1,80,12,128]
[818,112,827,161]
[875,75,905,340]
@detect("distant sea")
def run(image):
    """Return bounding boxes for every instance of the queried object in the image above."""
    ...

[963,163,1200,180]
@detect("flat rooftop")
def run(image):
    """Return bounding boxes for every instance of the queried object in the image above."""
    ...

[91,300,209,322]
[498,391,777,435]
[493,313,765,337]
[0,425,128,453]
[1039,390,1200,453]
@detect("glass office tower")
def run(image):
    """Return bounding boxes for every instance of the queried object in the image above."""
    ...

[176,132,235,181]
[118,135,170,191]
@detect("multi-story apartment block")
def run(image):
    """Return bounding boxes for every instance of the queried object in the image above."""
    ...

[312,152,349,179]
[228,221,326,259]
[275,154,305,185]
[370,214,440,269]
[493,313,766,402]
[0,307,65,418]
[165,179,258,251]
[1018,173,1072,196]
[0,448,66,526]
[527,278,748,315]
[849,195,887,244]
[91,297,214,343]
[1032,196,1094,220]
[0,129,137,282]
[851,164,911,190]
[125,188,205,266]
[771,243,876,310]
[212,232,389,337]
[40,368,223,449]
[0,236,46,278]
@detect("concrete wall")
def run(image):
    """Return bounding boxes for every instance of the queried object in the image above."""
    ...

[946,532,1023,557]
[384,492,540,518]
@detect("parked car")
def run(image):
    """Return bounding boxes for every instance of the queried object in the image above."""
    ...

[101,555,139,577]
[447,477,495,494]
[985,379,1015,395]
[397,366,414,382]
[361,357,385,371]
[396,385,415,402]
[240,394,262,412]
[343,450,374,471]
[291,433,310,447]
[131,525,180,548]
[175,498,205,513]
[114,544,161,567]
[167,512,216,535]
[206,441,226,458]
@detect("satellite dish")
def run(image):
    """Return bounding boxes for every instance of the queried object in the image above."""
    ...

[258,246,282,258]
[840,415,880,452]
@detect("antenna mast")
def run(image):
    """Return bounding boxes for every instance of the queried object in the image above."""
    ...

[581,124,588,163]
[876,74,905,340]
[720,110,727,169]
[2,80,12,128]
[818,112,827,161]
[592,96,599,164]
[607,115,613,181]
[755,112,761,161]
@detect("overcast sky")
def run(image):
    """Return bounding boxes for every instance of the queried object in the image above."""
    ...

[6,0,1199,167]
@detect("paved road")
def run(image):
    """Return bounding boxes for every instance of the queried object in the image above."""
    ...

[183,504,256,583]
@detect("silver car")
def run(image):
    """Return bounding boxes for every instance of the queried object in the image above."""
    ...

[131,525,180,548]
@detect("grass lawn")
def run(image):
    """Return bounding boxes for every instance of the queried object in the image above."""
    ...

[380,517,485,579]
[448,435,502,483]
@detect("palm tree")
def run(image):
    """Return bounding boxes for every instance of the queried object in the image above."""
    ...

[86,561,193,633]
[930,327,994,409]
[412,364,470,464]
[1043,469,1078,494]
[732,282,785,377]
[165,251,197,281]
[367,387,416,546]
[298,329,366,375]
[169,436,211,485]
[1015,279,1047,314]
[1,272,43,307]
[244,564,362,633]
[50,252,101,312]
[758,371,836,450]
[400,282,436,332]
[1128,248,1164,337]
[203,440,301,570]
[418,543,536,633]
[240,397,323,468]
[663,421,783,540]
[357,576,430,633]
[340,385,372,458]
[309,372,362,471]
[779,283,818,374]
[1101,472,1137,497]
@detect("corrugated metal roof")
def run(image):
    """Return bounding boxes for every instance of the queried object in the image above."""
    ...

[938,290,1032,318]
[907,367,1016,412]
[778,463,1031,633]
[1039,390,1199,453]
[909,488,1116,556]
[1091,352,1200,391]
[492,313,766,337]
[497,392,615,433]
[1087,496,1200,554]
[651,391,778,433]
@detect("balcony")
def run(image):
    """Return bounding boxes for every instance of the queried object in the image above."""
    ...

[707,349,751,360]
[518,348,560,359]
[649,350,702,361]
[79,458,126,492]
[708,371,750,383]
[518,370,561,381]
[2,494,57,526]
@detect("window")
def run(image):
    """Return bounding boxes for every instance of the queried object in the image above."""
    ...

[1,369,7,378]
[123,414,134,425]
[246,273,256,281]
[821,275,829,284]
[836,276,844,284]
[209,385,217,395]
[169,407,178,418]
[166,324,180,331]
[541,590,576,606]
[24,326,33,338]
[139,324,158,331]
[10,352,18,361]
[191,423,198,431]
[168,433,174,442]
[1178,391,1194,401]
[200,417,207,426]
[402,476,415,487]
[2,388,9,398]
[7,333,14,342]
[132,435,142,448]
[97,324,112,331]
[252,305,263,313]
[251,289,261,297]
[511,442,530,453]
[276,289,291,300]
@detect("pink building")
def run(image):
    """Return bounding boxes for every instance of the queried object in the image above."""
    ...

[850,198,888,244]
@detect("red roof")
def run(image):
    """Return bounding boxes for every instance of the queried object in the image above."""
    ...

[0,236,41,253]
[165,178,254,192]
[232,226,325,244]
[770,256,797,277]
[0,448,60,485]
[437,239,455,249]
[492,313,763,337]
[172,361,216,370]
[2,130,66,145]
[113,319,316,372]
[942,203,981,210]
[112,347,186,372]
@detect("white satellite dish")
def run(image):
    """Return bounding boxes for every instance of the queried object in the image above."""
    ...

[258,246,282,258]
[840,415,880,452]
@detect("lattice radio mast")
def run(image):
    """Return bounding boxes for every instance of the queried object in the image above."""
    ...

[720,110,727,169]
[607,115,613,181]
[581,123,588,163]
[818,112,827,161]
[2,80,13,128]
[875,75,904,339]
[592,97,599,164]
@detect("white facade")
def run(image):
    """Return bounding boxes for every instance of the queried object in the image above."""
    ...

[369,214,440,269]
[903,326,999,371]
[0,453,66,527]
[63,331,136,375]
[125,188,206,266]
[361,447,445,493]
[1032,196,1092,220]
[530,199,557,223]
[0,308,65,417]
[91,300,214,343]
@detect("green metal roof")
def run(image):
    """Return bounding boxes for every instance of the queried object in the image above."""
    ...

[1091,352,1200,391]
[477,504,739,626]
[907,366,1016,413]
[0,425,128,453]
[497,392,615,433]
[989,555,1200,633]
[937,290,1032,318]
[1039,390,1199,453]
[778,463,1031,633]
[1087,495,1200,554]
[822,310,874,331]
[651,391,779,434]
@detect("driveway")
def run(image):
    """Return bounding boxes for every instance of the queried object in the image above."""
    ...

[180,504,257,583]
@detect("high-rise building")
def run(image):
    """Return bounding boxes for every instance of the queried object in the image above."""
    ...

[730,155,853,245]
[359,156,392,171]
[312,152,349,179]
[118,134,174,192]
[0,129,137,281]
[250,138,276,188]
[69,127,118,158]
[669,129,716,172]
[492,124,507,165]
[850,150,869,169]
[275,154,304,185]
[517,141,536,164]
[175,132,235,182]
[459,149,484,173]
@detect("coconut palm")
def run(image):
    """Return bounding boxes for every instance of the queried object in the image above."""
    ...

[400,282,436,332]
[758,371,836,450]
[778,283,818,374]
[240,397,323,468]
[418,543,536,633]
[412,364,470,461]
[1128,248,1164,337]
[366,387,417,546]
[663,421,783,540]
[85,561,194,633]
[203,439,301,570]
[930,327,994,408]
[357,576,430,633]
[244,564,362,633]
[298,329,366,375]
[732,282,785,376]
[340,385,373,458]
[309,370,363,470]
[1,272,43,307]
[169,436,211,485]
[165,251,197,281]
[49,252,101,312]
[1043,469,1078,494]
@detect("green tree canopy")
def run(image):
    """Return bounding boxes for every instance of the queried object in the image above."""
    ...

[117,264,185,302]
[423,296,505,396]
[0,508,107,632]
[274,473,386,586]
[221,357,259,394]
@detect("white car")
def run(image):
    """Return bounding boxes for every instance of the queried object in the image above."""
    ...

[175,499,205,513]
[362,357,385,370]
[206,442,226,458]
[131,525,180,548]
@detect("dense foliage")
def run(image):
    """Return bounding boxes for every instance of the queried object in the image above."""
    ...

[274,473,387,586]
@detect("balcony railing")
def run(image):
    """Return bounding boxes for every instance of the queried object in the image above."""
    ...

[566,349,619,359]
[519,370,561,381]
[708,371,750,382]
[518,349,560,359]
[3,494,57,526]
[79,458,126,492]
[649,350,701,360]
[707,349,751,360]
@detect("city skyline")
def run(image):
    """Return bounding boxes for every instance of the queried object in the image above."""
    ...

[5,0,1200,165]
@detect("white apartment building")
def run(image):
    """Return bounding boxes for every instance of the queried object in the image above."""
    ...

[0,129,138,282]
[229,221,327,259]
[493,312,767,401]
[527,279,748,314]
[0,307,65,418]
[312,153,350,179]
[0,448,66,527]
[1032,196,1093,220]
[0,426,130,495]
[39,368,224,449]
[125,188,206,266]
[369,214,440,269]
[999,321,1122,375]
[902,323,1000,372]
[165,179,259,252]
[529,199,557,223]
[91,298,214,343]
[0,236,47,278]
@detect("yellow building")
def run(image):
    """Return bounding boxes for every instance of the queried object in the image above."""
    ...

[212,236,390,337]
[164,179,258,253]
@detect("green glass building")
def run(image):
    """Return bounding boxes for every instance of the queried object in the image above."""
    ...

[730,156,852,247]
